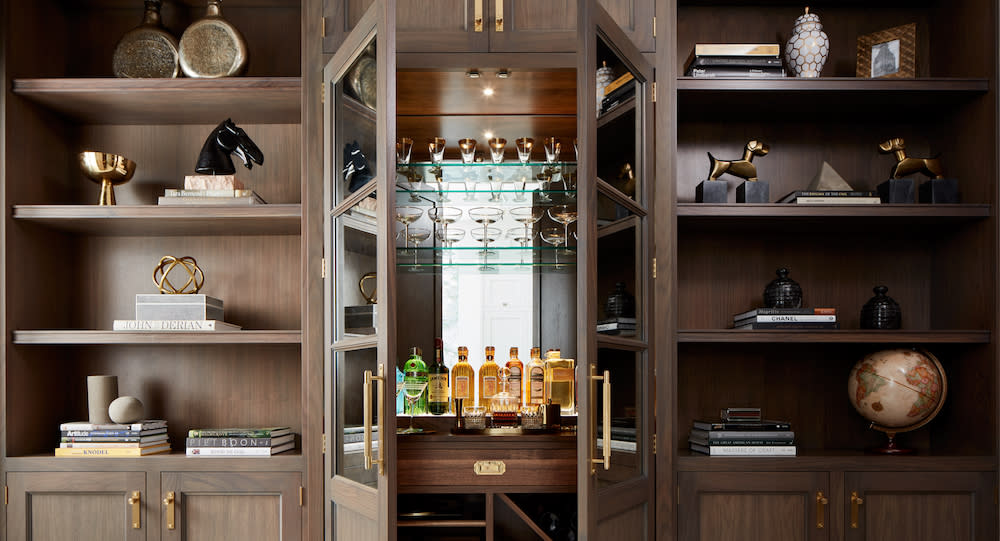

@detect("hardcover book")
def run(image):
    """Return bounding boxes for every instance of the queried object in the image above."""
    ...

[690,429,795,440]
[113,319,241,331]
[61,433,169,443]
[777,190,878,203]
[689,437,794,446]
[688,66,786,78]
[789,197,881,204]
[186,434,293,448]
[733,314,837,325]
[693,419,791,431]
[688,55,783,69]
[60,420,167,431]
[62,428,168,438]
[693,43,781,56]
[186,442,294,456]
[733,307,836,320]
[734,321,840,330]
[54,444,171,457]
[690,442,796,456]
[135,293,223,322]
[187,427,291,438]
[59,439,169,448]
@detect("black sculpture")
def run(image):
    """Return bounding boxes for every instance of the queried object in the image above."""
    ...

[195,118,264,175]
[343,140,374,192]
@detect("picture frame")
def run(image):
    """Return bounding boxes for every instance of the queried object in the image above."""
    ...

[856,23,916,79]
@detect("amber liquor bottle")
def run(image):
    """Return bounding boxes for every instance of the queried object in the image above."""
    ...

[525,346,546,406]
[427,338,450,415]
[505,347,524,407]
[451,346,474,413]
[544,349,576,415]
[478,346,499,411]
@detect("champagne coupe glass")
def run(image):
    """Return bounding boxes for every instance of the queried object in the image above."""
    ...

[468,207,503,254]
[548,204,578,252]
[428,137,447,201]
[399,379,428,434]
[436,227,465,264]
[458,138,477,164]
[428,206,462,241]
[507,227,534,264]
[471,226,501,267]
[405,226,431,264]
[395,206,423,251]
[509,206,545,242]
[540,227,568,268]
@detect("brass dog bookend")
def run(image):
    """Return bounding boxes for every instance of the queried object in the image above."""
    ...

[696,140,771,203]
[877,138,958,204]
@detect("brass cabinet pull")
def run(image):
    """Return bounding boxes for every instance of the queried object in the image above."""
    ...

[495,0,503,31]
[473,460,506,475]
[127,491,141,529]
[816,491,828,529]
[474,0,483,32]
[363,365,385,475]
[590,369,611,473]
[850,491,864,529]
[163,492,175,530]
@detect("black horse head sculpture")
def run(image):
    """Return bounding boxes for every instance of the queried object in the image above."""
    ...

[195,119,264,175]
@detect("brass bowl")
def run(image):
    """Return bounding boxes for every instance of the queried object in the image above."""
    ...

[79,151,136,206]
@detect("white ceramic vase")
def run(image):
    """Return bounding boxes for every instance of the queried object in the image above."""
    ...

[785,7,829,78]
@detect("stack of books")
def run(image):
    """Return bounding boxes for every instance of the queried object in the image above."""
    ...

[114,293,241,332]
[685,43,785,79]
[186,426,294,456]
[596,317,636,337]
[733,307,838,330]
[689,411,795,456]
[778,190,881,204]
[601,72,636,115]
[158,174,265,206]
[57,419,170,457]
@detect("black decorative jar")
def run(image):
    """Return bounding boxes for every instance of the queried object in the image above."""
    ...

[763,268,803,308]
[605,282,636,318]
[860,285,901,329]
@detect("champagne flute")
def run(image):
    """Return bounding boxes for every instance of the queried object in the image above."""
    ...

[428,137,447,201]
[399,380,428,434]
[547,204,578,252]
[397,137,421,201]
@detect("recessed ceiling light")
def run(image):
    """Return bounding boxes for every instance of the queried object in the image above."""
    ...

[466,69,481,79]
[496,69,511,79]
[484,131,494,140]
[482,87,495,96]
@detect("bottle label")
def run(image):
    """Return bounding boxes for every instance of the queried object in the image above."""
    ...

[482,376,497,398]
[508,376,522,398]
[454,376,470,399]
[529,367,545,401]
[428,374,448,402]
[550,367,574,381]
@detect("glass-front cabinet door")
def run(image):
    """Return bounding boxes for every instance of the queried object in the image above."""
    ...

[577,2,656,539]
[323,2,396,539]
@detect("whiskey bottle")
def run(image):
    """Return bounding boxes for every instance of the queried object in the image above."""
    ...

[479,346,499,411]
[451,346,474,412]
[525,346,546,406]
[427,338,450,415]
[505,347,523,407]
[402,347,428,415]
[544,349,576,414]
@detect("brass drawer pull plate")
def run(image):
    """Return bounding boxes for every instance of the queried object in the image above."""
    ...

[816,491,828,529]
[474,0,483,32]
[474,460,506,475]
[163,491,176,530]
[364,365,385,475]
[127,491,141,529]
[850,491,864,529]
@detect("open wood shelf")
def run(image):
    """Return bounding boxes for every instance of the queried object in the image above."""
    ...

[596,335,646,350]
[4,451,304,471]
[495,493,555,541]
[397,520,488,528]
[677,330,990,343]
[13,330,302,345]
[13,204,301,236]
[677,203,990,219]
[597,96,636,128]
[11,77,302,124]
[676,451,996,472]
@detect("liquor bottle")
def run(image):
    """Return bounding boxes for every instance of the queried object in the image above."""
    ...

[395,364,405,414]
[479,346,499,411]
[451,346,474,412]
[427,338,450,415]
[402,347,428,415]
[525,347,546,406]
[506,347,524,407]
[544,349,576,414]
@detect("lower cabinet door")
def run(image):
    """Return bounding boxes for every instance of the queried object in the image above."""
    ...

[7,471,147,541]
[161,472,302,540]
[678,471,831,541]
[844,471,995,541]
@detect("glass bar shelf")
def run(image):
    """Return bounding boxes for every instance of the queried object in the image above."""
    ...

[395,245,577,269]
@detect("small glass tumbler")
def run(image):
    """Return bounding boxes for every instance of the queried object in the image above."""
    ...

[396,137,413,164]
[488,138,507,164]
[543,137,561,163]
[458,138,477,164]
[521,405,544,430]
[428,137,446,163]
[463,406,487,430]
[515,137,534,164]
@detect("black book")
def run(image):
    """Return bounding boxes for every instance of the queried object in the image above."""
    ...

[687,55,783,69]
[688,66,786,78]
[689,436,795,446]
[692,419,792,431]
[777,190,878,203]
[733,307,837,320]
[601,79,637,113]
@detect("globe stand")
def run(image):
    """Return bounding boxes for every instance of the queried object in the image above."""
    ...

[868,430,914,455]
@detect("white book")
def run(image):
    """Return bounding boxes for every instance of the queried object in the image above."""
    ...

[690,443,797,456]
[60,420,167,431]
[734,315,837,323]
[186,442,295,456]
[60,438,169,448]
[793,197,882,204]
[113,320,241,331]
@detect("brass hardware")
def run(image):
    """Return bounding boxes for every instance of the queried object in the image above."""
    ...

[321,82,325,104]
[816,491,828,529]
[652,16,656,38]
[364,365,385,475]
[321,258,326,279]
[154,255,204,294]
[474,0,483,32]
[652,82,657,103]
[652,433,656,454]
[127,491,141,529]
[322,432,326,454]
[652,257,657,279]
[590,368,612,473]
[850,491,864,529]
[79,151,136,206]
[495,0,503,31]
[473,460,506,476]
[299,486,304,506]
[163,491,175,530]
[359,271,377,304]
[4,486,7,505]
[321,17,326,38]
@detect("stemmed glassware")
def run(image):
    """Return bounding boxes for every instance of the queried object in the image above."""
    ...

[395,206,423,251]
[509,206,545,243]
[488,138,507,164]
[399,379,428,434]
[435,228,465,264]
[547,204,577,252]
[468,207,503,253]
[507,227,534,264]
[540,227,568,268]
[404,226,431,264]
[514,137,534,201]
[397,137,421,201]
[458,138,477,164]
[428,137,447,201]
[428,206,462,241]
[543,137,561,165]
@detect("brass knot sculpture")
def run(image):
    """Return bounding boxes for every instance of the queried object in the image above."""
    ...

[707,140,770,182]
[153,256,204,294]
[878,138,945,179]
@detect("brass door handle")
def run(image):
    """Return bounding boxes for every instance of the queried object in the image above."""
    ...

[495,0,504,32]
[127,491,141,529]
[850,491,864,529]
[816,491,828,529]
[163,492,175,530]
[364,365,385,475]
[474,0,483,32]
[590,369,611,473]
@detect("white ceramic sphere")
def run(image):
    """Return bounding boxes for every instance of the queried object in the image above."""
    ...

[108,396,145,424]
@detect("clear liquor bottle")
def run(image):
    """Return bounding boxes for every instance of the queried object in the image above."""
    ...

[478,346,499,411]
[451,346,474,412]
[525,346,546,406]
[402,347,428,415]
[544,349,575,414]
[505,347,524,407]
[427,338,450,415]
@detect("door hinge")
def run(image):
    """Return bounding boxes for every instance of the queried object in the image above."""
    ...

[652,257,657,279]
[652,433,656,454]
[321,17,327,38]
[652,82,657,103]
[321,82,326,104]
[321,258,327,279]
[677,486,681,504]
[4,486,7,505]
[322,432,327,454]
[652,17,656,38]
[299,486,305,506]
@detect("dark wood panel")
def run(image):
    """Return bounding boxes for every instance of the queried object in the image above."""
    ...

[13,78,301,124]
[489,0,577,52]
[676,453,997,472]
[397,70,577,116]
[6,452,304,471]
[396,0,487,52]
[397,445,576,488]
[599,0,655,53]
[396,115,577,162]
[14,204,301,235]
[678,330,990,343]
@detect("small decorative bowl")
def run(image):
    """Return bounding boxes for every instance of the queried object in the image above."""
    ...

[79,151,136,206]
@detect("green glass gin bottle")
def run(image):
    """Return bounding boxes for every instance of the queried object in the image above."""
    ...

[403,346,428,415]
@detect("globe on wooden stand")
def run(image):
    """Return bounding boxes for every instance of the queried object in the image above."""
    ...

[847,348,947,454]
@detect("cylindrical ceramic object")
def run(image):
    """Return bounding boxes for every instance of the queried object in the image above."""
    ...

[87,375,119,424]
[109,396,146,424]
[785,7,829,78]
